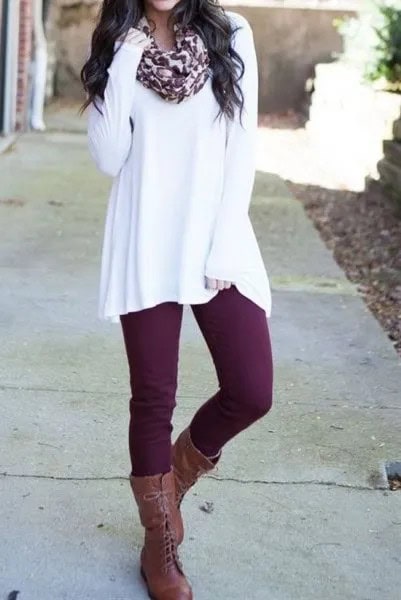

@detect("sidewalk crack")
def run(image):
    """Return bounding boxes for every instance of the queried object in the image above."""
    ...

[1,472,126,481]
[1,471,387,490]
[206,475,387,491]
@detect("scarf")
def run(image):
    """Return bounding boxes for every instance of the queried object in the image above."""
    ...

[136,16,210,104]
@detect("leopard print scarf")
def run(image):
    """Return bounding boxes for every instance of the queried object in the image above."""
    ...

[136,16,210,104]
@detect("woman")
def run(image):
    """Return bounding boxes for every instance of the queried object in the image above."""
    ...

[81,1,273,598]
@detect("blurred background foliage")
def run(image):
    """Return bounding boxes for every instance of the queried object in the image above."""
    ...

[336,0,401,91]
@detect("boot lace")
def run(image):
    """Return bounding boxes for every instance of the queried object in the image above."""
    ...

[143,489,183,574]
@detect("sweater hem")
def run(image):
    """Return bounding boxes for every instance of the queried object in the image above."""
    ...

[99,290,219,322]
[98,283,271,323]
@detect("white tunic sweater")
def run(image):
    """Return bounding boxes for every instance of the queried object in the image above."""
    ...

[87,11,271,322]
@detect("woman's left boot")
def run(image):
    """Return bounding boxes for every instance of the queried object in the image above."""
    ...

[130,471,192,600]
[172,427,220,545]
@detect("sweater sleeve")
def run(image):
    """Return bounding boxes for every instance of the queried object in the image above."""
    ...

[87,42,144,178]
[205,14,258,282]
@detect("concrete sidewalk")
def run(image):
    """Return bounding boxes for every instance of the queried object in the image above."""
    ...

[0,108,400,600]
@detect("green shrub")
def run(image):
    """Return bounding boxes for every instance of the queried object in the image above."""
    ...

[367,3,401,86]
[336,1,401,91]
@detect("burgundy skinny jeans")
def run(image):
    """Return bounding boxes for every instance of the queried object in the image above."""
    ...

[120,286,273,477]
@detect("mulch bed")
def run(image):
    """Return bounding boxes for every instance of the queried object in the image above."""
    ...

[287,180,401,356]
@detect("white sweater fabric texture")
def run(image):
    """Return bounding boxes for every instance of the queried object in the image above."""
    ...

[87,11,272,323]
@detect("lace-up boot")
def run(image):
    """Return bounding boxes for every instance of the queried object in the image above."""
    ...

[130,471,192,600]
[172,428,220,545]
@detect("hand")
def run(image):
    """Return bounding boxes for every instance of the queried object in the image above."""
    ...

[205,277,232,291]
[118,28,151,50]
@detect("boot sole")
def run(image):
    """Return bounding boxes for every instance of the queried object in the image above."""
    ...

[141,565,192,600]
[140,566,156,600]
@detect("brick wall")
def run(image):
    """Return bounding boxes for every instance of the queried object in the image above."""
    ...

[16,0,33,130]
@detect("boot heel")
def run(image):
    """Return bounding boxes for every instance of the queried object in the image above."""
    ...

[141,566,156,600]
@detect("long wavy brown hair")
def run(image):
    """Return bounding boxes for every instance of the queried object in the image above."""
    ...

[80,0,245,119]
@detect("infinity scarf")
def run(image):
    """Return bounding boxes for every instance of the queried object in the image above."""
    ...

[136,16,210,104]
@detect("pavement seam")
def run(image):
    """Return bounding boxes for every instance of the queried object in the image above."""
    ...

[0,472,387,491]
[1,386,400,410]
[208,475,388,491]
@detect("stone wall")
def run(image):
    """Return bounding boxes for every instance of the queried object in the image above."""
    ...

[378,117,401,205]
[49,1,357,111]
[307,62,401,191]
[47,0,98,100]
[226,2,358,112]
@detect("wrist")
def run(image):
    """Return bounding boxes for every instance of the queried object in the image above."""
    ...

[108,41,144,77]
[113,40,145,56]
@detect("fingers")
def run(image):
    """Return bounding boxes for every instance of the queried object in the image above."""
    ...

[118,28,151,49]
[128,29,151,48]
[205,277,232,291]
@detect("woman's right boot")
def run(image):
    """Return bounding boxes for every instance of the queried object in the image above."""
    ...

[130,471,192,600]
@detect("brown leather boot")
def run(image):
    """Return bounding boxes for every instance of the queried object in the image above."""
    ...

[172,428,220,545]
[130,471,192,600]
